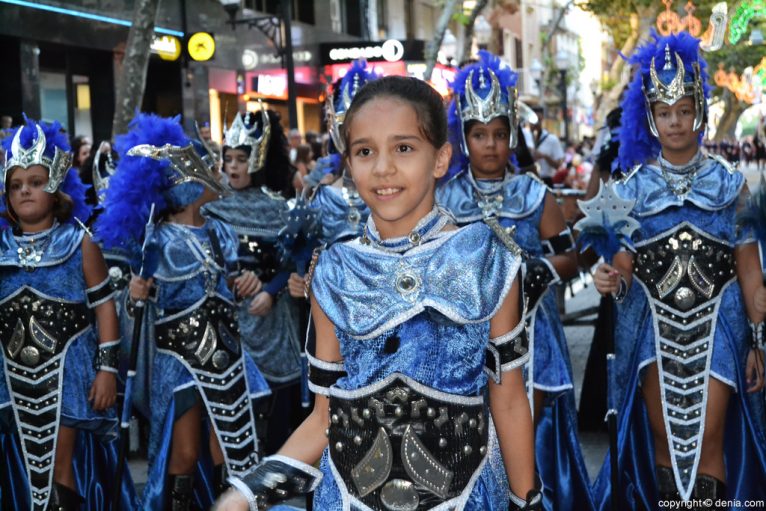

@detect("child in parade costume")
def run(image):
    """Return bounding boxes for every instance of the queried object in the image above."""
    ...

[0,118,139,510]
[94,113,271,510]
[436,51,595,510]
[201,106,305,455]
[285,60,374,299]
[592,32,766,509]
[215,75,542,511]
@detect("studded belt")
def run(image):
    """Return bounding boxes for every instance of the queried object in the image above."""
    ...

[634,225,735,311]
[155,295,260,476]
[328,374,488,511]
[0,287,91,510]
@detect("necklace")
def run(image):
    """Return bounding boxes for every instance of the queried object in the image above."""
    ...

[657,151,704,197]
[467,166,511,218]
[361,206,449,254]
[15,221,58,271]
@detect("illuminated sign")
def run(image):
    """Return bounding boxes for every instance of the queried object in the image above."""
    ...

[188,32,215,62]
[150,35,181,61]
[320,39,424,65]
[255,74,288,99]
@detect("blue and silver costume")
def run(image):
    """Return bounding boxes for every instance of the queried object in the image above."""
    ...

[203,108,302,385]
[0,119,137,510]
[94,113,270,509]
[592,32,766,509]
[307,209,527,510]
[306,60,376,246]
[436,51,594,510]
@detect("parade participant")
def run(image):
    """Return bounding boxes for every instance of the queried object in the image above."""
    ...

[215,75,541,511]
[436,51,593,510]
[0,118,138,510]
[94,113,270,510]
[201,106,304,455]
[592,32,766,508]
[285,61,376,300]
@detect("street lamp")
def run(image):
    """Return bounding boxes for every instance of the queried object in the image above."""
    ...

[474,15,492,51]
[530,58,543,97]
[556,50,570,143]
[218,0,299,129]
[439,28,457,66]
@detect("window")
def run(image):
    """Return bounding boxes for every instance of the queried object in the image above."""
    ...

[293,0,314,24]
[344,0,362,36]
[377,0,388,38]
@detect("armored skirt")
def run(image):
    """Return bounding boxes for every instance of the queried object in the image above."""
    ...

[593,160,766,509]
[126,220,271,510]
[308,215,528,511]
[437,171,595,510]
[0,223,138,510]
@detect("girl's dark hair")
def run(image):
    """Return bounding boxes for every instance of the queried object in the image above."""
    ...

[341,76,448,154]
[223,109,295,198]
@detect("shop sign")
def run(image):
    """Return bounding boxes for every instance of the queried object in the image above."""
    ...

[320,39,424,65]
[188,32,216,62]
[151,35,181,61]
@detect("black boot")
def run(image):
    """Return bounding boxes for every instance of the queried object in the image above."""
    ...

[167,474,195,511]
[213,464,229,498]
[691,474,726,511]
[47,483,82,511]
[656,466,681,501]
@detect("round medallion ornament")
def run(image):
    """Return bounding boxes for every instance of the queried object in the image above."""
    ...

[674,286,696,310]
[211,350,230,369]
[20,346,40,366]
[380,479,419,511]
[395,271,421,300]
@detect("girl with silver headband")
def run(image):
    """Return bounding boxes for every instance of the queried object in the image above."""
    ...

[436,51,594,510]
[285,60,375,299]
[94,113,270,510]
[0,118,138,510]
[592,32,766,508]
[216,75,542,511]
[201,107,304,455]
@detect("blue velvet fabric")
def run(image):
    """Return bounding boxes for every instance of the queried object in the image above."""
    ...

[593,161,766,509]
[0,223,138,509]
[124,219,271,508]
[310,183,369,245]
[310,221,521,509]
[203,188,303,382]
[437,169,595,510]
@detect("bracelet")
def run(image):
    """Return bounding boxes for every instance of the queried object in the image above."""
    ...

[93,340,120,373]
[749,320,765,350]
[611,275,628,303]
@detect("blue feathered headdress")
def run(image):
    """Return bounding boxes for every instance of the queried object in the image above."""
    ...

[327,59,379,154]
[618,31,710,171]
[94,113,190,255]
[446,51,519,181]
[1,116,92,227]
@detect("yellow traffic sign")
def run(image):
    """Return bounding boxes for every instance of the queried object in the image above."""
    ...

[188,32,215,62]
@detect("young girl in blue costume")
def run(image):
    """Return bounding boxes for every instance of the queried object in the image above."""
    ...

[0,118,138,510]
[592,32,766,509]
[216,75,542,511]
[436,51,594,510]
[94,113,271,510]
[201,106,304,455]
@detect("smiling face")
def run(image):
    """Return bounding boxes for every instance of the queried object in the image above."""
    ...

[652,96,700,159]
[222,147,253,190]
[346,96,451,239]
[466,117,511,179]
[6,165,56,228]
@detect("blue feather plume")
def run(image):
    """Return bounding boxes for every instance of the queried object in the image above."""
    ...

[93,113,189,258]
[577,218,635,264]
[315,153,343,176]
[445,51,519,181]
[336,59,378,111]
[0,116,92,227]
[618,31,710,171]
